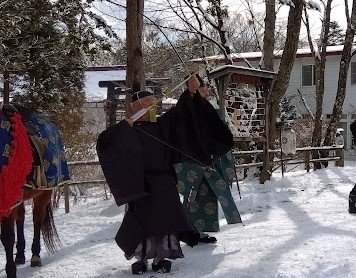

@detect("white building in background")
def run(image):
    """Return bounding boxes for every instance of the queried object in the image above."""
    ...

[193,45,356,150]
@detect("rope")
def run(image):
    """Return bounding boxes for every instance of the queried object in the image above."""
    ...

[129,58,221,169]
[134,126,215,172]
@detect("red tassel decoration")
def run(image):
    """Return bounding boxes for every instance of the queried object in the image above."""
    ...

[0,113,33,218]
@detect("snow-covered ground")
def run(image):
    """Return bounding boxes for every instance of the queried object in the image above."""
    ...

[2,160,356,278]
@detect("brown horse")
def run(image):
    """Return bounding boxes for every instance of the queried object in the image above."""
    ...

[1,188,59,278]
[1,104,69,278]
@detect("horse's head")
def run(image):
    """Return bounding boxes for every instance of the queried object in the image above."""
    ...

[5,104,38,135]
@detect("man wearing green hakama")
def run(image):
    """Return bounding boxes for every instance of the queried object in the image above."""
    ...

[175,76,242,241]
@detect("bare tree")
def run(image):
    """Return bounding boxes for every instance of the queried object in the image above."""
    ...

[267,0,305,148]
[304,0,332,169]
[262,0,276,71]
[165,0,245,65]
[126,0,145,116]
[323,0,356,148]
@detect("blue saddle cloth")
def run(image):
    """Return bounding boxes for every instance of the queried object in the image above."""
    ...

[0,114,13,170]
[29,113,70,187]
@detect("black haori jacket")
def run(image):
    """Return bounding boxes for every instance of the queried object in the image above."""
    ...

[96,90,233,257]
[96,90,233,206]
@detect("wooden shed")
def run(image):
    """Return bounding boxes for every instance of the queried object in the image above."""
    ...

[208,65,276,183]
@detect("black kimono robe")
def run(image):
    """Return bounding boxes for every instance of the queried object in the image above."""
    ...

[96,90,233,258]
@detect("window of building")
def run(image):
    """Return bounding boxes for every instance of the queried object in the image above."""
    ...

[351,62,356,84]
[301,65,315,86]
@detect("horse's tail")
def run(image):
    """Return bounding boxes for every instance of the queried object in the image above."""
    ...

[41,201,61,253]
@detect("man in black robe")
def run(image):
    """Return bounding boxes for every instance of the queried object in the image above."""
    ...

[175,76,242,244]
[96,75,233,274]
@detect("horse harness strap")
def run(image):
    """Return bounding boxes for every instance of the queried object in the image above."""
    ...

[27,135,47,189]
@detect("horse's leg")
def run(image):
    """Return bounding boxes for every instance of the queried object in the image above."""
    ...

[13,203,26,265]
[1,215,17,278]
[30,192,45,267]
[31,190,55,267]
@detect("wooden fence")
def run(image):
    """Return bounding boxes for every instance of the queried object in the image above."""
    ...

[233,145,344,181]
[62,160,106,213]
[233,145,344,171]
[62,145,344,213]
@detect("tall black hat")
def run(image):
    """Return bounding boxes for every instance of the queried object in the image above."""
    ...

[132,90,154,102]
[131,80,154,102]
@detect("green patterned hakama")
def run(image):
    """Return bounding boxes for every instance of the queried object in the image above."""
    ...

[175,150,242,232]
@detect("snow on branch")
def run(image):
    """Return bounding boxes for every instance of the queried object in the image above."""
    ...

[89,12,118,39]
[280,0,321,12]
[312,39,321,60]
[279,0,295,8]
[306,0,322,12]
[196,0,218,28]
[297,89,315,120]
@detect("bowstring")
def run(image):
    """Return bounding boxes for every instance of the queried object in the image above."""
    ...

[129,59,219,170]
[133,125,215,172]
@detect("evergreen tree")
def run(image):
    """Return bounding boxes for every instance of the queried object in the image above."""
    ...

[0,0,117,157]
[278,94,300,124]
[0,0,116,120]
[315,21,345,47]
[327,21,345,46]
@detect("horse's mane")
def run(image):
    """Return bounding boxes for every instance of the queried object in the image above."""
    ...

[2,103,31,119]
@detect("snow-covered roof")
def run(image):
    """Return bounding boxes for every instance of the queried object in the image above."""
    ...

[192,45,355,63]
[84,66,172,103]
[209,65,276,79]
[85,68,126,101]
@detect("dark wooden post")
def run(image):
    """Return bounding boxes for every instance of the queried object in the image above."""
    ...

[64,183,70,213]
[260,143,270,184]
[340,148,344,167]
[106,83,117,127]
[335,147,344,167]
[3,71,10,104]
[305,150,311,172]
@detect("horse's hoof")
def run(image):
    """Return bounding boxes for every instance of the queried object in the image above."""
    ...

[30,255,42,267]
[15,256,26,265]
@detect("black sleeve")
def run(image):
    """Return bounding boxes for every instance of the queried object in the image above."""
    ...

[96,121,149,206]
[159,90,233,166]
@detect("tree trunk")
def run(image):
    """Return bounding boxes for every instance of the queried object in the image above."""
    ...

[311,61,325,169]
[262,0,276,71]
[213,2,232,65]
[268,0,304,149]
[309,0,332,169]
[125,0,145,116]
[323,0,356,148]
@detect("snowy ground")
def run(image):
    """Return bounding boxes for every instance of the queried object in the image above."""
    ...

[2,160,356,278]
